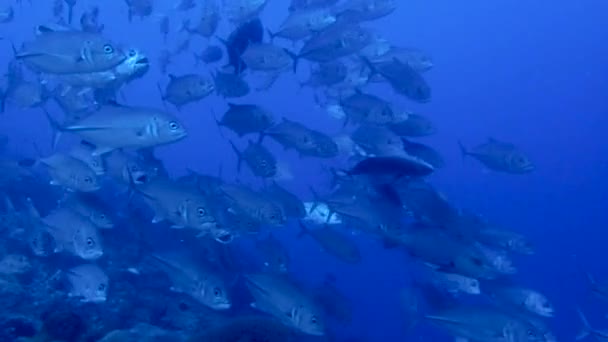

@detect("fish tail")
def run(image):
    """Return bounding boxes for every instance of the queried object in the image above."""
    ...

[179,19,190,34]
[266,28,276,43]
[307,186,324,215]
[42,108,64,150]
[359,55,377,77]
[156,83,169,111]
[296,220,309,238]
[457,140,468,160]
[576,308,592,340]
[283,48,299,73]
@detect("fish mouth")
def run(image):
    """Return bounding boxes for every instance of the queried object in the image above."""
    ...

[213,302,232,310]
[136,57,149,65]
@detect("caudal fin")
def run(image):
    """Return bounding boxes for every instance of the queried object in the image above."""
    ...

[457,141,469,160]
[576,308,593,340]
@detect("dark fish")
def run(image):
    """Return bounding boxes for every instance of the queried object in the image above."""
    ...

[459,138,535,174]
[388,113,436,137]
[212,70,250,98]
[217,103,275,137]
[194,45,223,65]
[298,221,361,264]
[221,17,264,74]
[263,182,306,219]
[401,138,445,169]
[80,6,104,33]
[160,73,214,109]
[256,234,290,273]
[348,155,434,179]
[363,57,431,103]
[229,140,278,179]
[262,118,338,158]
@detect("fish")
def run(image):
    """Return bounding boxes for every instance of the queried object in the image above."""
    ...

[0,254,31,275]
[298,221,361,263]
[181,0,219,38]
[459,138,535,174]
[230,140,279,179]
[262,118,339,158]
[217,103,275,137]
[212,70,251,98]
[61,193,114,229]
[38,153,101,192]
[221,17,264,74]
[150,251,231,310]
[224,0,268,24]
[269,7,337,42]
[576,308,608,341]
[80,6,104,33]
[347,155,435,179]
[66,264,109,303]
[362,56,431,103]
[125,0,153,22]
[263,182,306,219]
[334,0,397,23]
[194,45,223,65]
[36,205,104,260]
[388,113,436,137]
[339,89,397,125]
[220,183,286,227]
[46,102,187,156]
[485,283,554,318]
[0,6,14,23]
[299,22,374,63]
[256,234,291,273]
[401,138,445,169]
[160,73,214,109]
[245,273,326,336]
[17,26,127,75]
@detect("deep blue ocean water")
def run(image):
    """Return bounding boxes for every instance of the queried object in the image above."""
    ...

[1,1,608,341]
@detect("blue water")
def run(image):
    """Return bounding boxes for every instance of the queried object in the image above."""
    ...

[1,1,608,341]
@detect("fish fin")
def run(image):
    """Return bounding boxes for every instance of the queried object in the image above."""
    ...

[266,28,276,43]
[283,48,299,73]
[272,161,293,182]
[42,108,64,150]
[576,308,592,340]
[228,140,243,173]
[457,141,468,160]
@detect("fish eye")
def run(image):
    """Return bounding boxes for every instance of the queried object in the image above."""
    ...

[310,315,318,324]
[129,50,137,57]
[98,284,105,291]
[103,44,114,54]
[84,177,92,183]
[99,214,106,220]
[213,287,221,296]
[86,238,94,246]
[197,207,206,216]
[169,121,179,130]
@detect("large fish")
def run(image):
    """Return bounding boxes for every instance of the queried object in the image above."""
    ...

[16,25,127,75]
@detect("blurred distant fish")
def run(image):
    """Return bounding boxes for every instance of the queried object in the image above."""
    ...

[299,23,373,63]
[35,205,104,260]
[362,56,431,103]
[230,140,280,179]
[313,275,353,324]
[370,46,434,73]
[159,15,170,42]
[269,7,337,43]
[334,0,397,22]
[212,70,250,98]
[339,89,396,126]
[262,118,339,158]
[68,142,105,176]
[125,0,153,22]
[0,254,31,275]
[194,45,223,65]
[401,138,445,169]
[245,273,326,336]
[62,193,114,229]
[181,0,219,38]
[298,221,361,264]
[300,61,348,89]
[459,138,535,174]
[160,73,214,109]
[388,113,436,137]
[256,234,290,273]
[425,267,481,295]
[80,6,104,33]
[16,25,127,75]
[149,251,232,310]
[263,182,306,219]
[66,264,108,303]
[0,5,14,23]
[289,0,339,12]
[37,153,101,192]
[221,17,264,74]
[175,0,196,11]
[220,183,286,227]
[217,103,274,137]
[223,0,268,24]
